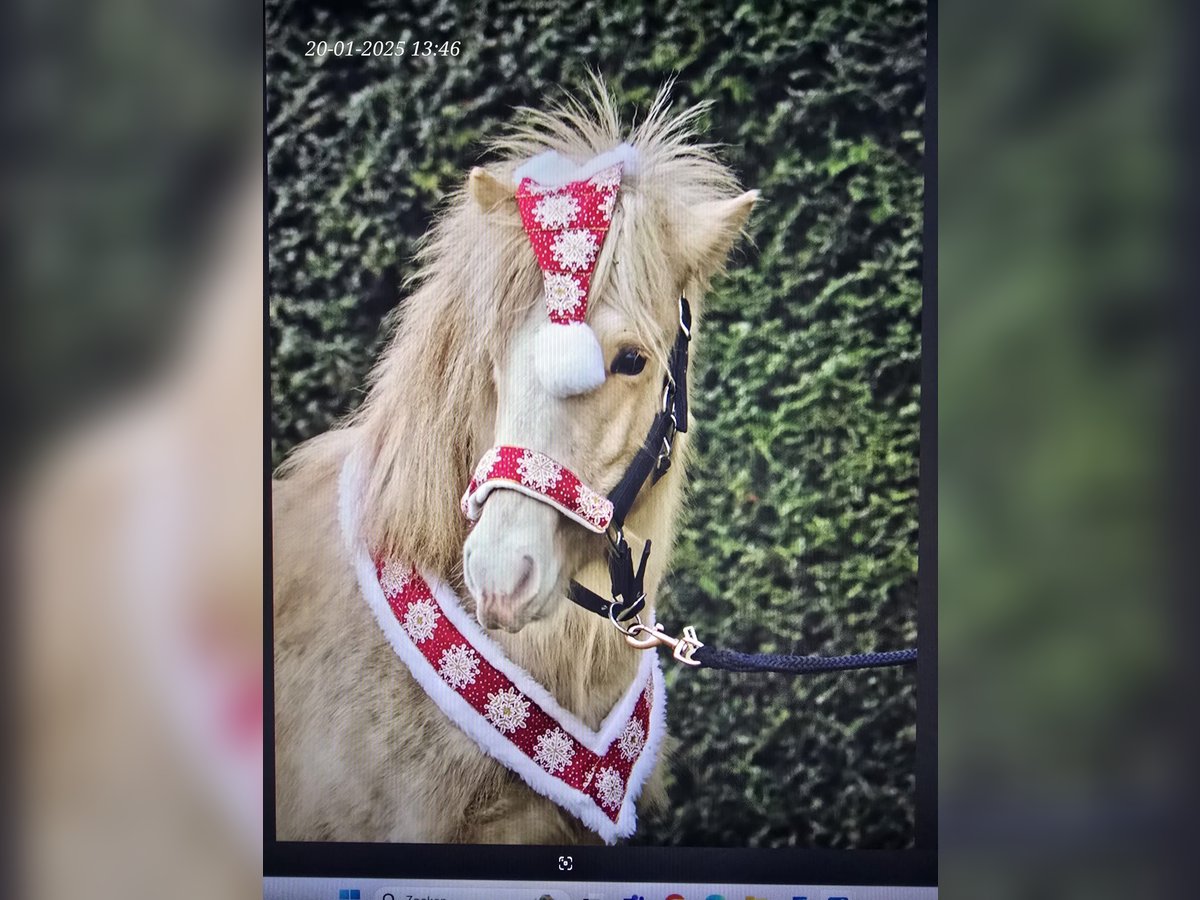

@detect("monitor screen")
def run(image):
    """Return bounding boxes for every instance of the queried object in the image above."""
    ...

[265,0,933,896]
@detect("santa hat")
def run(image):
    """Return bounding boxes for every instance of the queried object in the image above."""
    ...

[514,144,637,397]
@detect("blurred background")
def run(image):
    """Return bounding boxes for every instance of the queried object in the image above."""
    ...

[10,0,262,898]
[939,0,1196,896]
[267,0,925,849]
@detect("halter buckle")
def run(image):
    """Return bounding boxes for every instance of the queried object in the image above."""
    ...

[654,434,674,479]
[678,295,692,341]
[606,525,624,551]
[606,531,650,622]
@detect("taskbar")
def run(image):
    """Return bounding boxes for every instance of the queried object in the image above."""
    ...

[264,877,936,899]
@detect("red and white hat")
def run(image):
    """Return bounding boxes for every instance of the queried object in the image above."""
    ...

[514,144,637,397]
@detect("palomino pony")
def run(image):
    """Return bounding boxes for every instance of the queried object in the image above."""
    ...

[273,84,757,844]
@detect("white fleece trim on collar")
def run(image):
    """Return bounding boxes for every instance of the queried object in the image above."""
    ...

[337,448,667,843]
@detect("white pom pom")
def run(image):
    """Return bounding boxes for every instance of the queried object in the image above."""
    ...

[534,323,606,397]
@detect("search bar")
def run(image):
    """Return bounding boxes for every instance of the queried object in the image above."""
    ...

[376,890,570,900]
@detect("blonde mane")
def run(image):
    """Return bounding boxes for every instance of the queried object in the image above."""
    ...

[279,78,744,579]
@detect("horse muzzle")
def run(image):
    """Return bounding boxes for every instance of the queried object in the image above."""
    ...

[462,488,563,632]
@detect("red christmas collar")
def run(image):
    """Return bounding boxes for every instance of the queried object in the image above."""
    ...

[339,452,664,843]
[461,445,615,533]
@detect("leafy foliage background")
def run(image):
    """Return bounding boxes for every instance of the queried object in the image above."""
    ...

[268,0,924,849]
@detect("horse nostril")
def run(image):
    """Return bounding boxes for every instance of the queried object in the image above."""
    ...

[511,554,536,602]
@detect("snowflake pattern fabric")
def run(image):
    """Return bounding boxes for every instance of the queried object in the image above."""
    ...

[543,273,585,317]
[617,719,646,761]
[533,193,581,229]
[367,548,659,839]
[576,484,613,528]
[438,643,480,689]
[533,727,575,774]
[379,559,412,597]
[517,450,562,492]
[515,163,623,326]
[600,188,618,218]
[594,766,625,810]
[462,445,614,533]
[551,230,599,272]
[485,687,531,734]
[403,598,439,643]
[472,446,501,484]
[588,165,622,191]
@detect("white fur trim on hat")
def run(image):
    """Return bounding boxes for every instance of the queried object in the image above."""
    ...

[514,143,638,188]
[534,322,606,397]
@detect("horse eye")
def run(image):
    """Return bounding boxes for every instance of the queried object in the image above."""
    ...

[610,347,647,376]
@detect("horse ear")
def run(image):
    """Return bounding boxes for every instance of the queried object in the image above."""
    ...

[681,190,760,277]
[468,167,514,211]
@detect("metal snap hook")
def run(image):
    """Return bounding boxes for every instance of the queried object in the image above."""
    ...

[622,620,705,666]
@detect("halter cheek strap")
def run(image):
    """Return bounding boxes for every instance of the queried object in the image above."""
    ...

[604,295,691,533]
[461,445,615,533]
[463,297,692,622]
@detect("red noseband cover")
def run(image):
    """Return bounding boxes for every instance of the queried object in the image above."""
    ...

[461,445,614,533]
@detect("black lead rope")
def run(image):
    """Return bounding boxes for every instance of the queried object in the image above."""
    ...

[567,295,918,676]
[569,578,918,674]
[692,645,917,674]
[570,576,918,674]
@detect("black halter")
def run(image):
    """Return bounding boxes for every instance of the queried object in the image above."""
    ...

[567,295,692,622]
[564,294,918,676]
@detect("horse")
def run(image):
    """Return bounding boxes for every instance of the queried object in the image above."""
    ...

[272,81,757,844]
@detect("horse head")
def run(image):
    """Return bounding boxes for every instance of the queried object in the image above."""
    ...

[457,89,758,632]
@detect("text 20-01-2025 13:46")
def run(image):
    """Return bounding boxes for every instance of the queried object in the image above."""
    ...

[304,39,461,58]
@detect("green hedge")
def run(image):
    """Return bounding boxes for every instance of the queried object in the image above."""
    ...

[268,0,923,849]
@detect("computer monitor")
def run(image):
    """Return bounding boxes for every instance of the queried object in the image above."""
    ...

[265,1,935,896]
